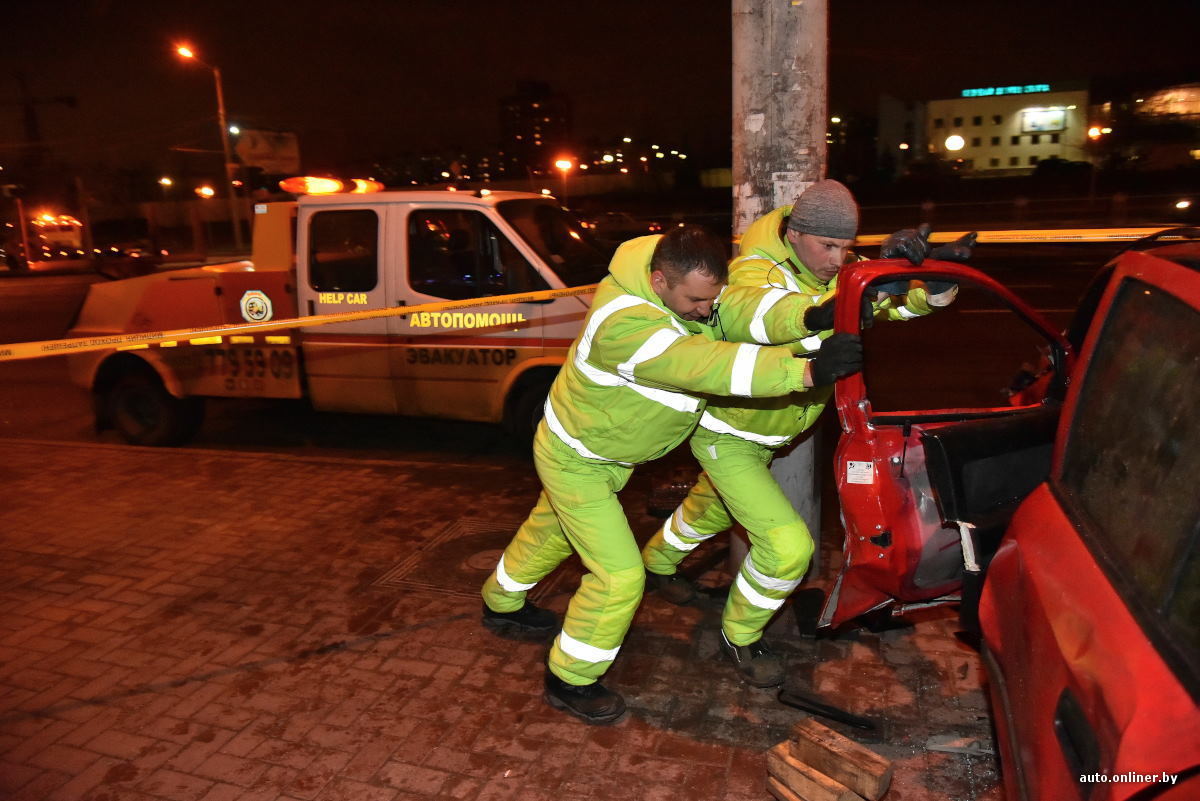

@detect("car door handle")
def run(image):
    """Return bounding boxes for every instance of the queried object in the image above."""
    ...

[1054,687,1101,796]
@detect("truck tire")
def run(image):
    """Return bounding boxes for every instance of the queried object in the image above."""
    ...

[106,371,205,446]
[506,373,555,447]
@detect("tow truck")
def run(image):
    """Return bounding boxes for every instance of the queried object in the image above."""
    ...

[67,187,610,445]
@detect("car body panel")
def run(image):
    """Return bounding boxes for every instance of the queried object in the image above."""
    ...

[980,244,1200,799]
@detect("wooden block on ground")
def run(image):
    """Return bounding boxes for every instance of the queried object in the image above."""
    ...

[767,775,806,801]
[789,718,893,800]
[767,743,865,801]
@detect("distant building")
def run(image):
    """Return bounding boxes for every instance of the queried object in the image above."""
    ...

[876,95,926,175]
[925,82,1090,175]
[1135,83,1200,120]
[499,82,572,175]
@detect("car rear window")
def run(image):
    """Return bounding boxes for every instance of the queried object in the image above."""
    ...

[1059,278,1200,667]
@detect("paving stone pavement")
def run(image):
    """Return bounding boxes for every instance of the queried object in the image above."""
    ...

[0,440,1002,801]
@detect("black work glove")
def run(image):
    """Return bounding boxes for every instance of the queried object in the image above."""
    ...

[803,295,876,332]
[880,223,932,265]
[803,297,835,331]
[809,332,863,386]
[929,231,977,263]
[924,232,976,295]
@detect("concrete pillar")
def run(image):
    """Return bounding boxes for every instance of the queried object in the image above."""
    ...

[730,0,828,580]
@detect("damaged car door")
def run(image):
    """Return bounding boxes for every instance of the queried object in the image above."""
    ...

[819,258,1072,630]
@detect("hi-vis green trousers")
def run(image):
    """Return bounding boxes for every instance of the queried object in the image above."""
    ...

[482,423,644,685]
[641,426,814,645]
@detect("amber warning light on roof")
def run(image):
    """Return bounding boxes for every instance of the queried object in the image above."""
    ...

[278,176,384,195]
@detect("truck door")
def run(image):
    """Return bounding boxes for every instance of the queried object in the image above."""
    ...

[388,205,550,421]
[296,203,397,413]
[820,260,1072,630]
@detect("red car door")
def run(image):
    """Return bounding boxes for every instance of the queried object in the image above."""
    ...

[819,258,1072,630]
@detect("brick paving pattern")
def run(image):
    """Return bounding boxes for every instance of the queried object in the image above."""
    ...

[0,440,1000,800]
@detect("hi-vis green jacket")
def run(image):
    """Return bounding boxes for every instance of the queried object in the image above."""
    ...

[700,205,936,447]
[544,234,809,466]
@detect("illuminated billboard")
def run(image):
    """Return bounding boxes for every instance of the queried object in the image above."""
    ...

[1022,108,1066,132]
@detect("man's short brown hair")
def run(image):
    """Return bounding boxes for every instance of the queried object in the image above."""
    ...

[650,225,729,287]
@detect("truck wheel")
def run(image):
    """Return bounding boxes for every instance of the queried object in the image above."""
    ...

[107,371,205,446]
[506,374,554,447]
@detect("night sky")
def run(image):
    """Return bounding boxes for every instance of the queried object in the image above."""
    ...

[4,0,1198,172]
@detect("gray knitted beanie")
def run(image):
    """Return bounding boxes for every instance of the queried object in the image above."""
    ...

[787,179,859,239]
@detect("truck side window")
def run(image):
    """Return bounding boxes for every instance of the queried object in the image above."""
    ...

[308,210,379,292]
[408,210,547,300]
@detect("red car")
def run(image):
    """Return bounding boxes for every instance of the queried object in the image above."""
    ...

[820,231,1200,799]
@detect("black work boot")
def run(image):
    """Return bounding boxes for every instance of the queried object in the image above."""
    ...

[481,601,557,638]
[720,630,785,688]
[543,670,626,724]
[645,570,697,605]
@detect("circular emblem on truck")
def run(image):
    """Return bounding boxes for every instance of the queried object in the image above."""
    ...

[240,290,273,323]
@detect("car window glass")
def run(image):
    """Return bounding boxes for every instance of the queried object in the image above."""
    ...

[407,209,548,300]
[1060,278,1200,655]
[307,210,379,292]
[497,199,610,287]
[861,278,1055,412]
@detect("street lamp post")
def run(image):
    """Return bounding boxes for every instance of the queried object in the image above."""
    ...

[554,158,573,205]
[175,45,243,251]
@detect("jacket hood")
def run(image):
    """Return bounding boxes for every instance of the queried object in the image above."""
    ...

[608,234,662,303]
[740,205,823,288]
[606,234,706,332]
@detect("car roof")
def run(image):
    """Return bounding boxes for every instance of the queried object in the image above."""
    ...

[1121,227,1200,271]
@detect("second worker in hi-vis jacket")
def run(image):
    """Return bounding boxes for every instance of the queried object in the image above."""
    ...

[641,180,976,687]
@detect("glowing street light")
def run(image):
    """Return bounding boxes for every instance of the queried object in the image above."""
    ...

[195,185,215,198]
[554,158,574,204]
[158,177,173,186]
[175,43,243,250]
[944,134,966,152]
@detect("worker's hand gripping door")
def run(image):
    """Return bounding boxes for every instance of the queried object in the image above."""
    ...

[296,204,398,413]
[390,206,550,421]
[820,260,1072,630]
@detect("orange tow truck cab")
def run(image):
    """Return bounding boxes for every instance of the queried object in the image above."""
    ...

[67,191,607,445]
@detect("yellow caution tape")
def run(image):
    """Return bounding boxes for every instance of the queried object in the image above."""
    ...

[856,227,1171,246]
[0,283,597,364]
[0,225,1181,364]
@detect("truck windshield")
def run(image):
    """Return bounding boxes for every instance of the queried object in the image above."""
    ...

[497,199,610,287]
